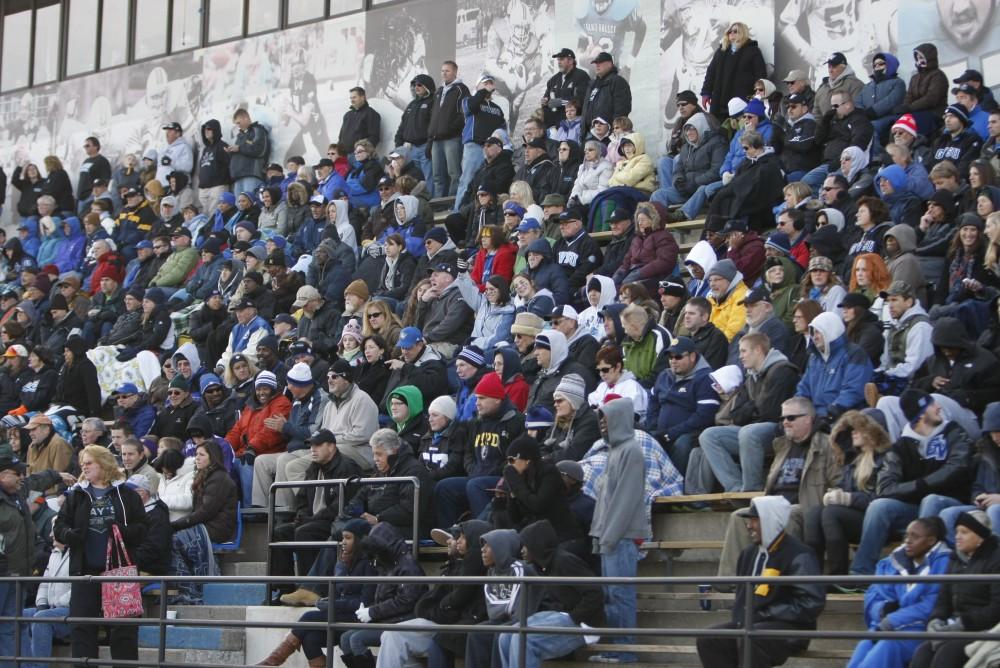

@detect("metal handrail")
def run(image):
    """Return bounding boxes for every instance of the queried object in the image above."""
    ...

[5,572,1000,668]
[263,475,421,604]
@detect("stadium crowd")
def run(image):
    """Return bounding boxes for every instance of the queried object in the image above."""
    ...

[3,21,1000,668]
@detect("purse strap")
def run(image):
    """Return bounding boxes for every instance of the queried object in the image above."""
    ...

[104,524,133,571]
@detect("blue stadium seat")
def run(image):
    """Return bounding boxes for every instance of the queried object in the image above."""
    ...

[211,502,243,553]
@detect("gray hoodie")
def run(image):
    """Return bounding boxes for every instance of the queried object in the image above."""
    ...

[481,529,537,623]
[589,397,650,553]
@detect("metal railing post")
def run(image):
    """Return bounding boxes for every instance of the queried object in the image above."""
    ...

[265,480,276,605]
[742,577,753,667]
[324,575,336,668]
[158,577,168,666]
[411,478,420,560]
[517,579,528,668]
[13,579,22,668]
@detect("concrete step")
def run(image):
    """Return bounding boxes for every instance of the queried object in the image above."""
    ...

[172,605,250,620]
[220,558,267,575]
[51,644,245,665]
[137,624,245,651]
[635,590,865,614]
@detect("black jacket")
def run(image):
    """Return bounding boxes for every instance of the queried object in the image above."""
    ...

[701,41,767,121]
[376,252,418,302]
[171,466,238,543]
[595,225,635,277]
[497,460,578,542]
[877,421,974,504]
[154,397,199,441]
[198,119,231,188]
[551,230,603,291]
[542,67,591,128]
[344,443,432,534]
[395,78,436,147]
[930,536,1000,631]
[929,128,984,177]
[417,421,468,481]
[781,115,821,174]
[523,155,561,205]
[520,519,605,627]
[709,150,785,232]
[414,520,490,625]
[77,154,112,201]
[339,102,381,149]
[582,67,632,132]
[54,482,148,575]
[461,150,515,208]
[464,400,526,478]
[816,108,875,170]
[54,337,101,416]
[727,354,799,426]
[847,310,884,367]
[913,317,1000,414]
[293,452,362,525]
[428,81,470,141]
[133,500,172,575]
[691,323,730,370]
[362,523,427,623]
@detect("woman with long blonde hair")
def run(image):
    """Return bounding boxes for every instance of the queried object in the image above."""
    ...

[361,299,402,350]
[700,21,766,121]
[42,154,74,214]
[804,411,891,576]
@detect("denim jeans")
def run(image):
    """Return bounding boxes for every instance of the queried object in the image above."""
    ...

[680,180,724,220]
[497,611,587,668]
[452,143,486,211]
[340,628,382,656]
[698,423,777,492]
[233,176,264,198]
[237,459,254,507]
[599,539,640,662]
[657,155,675,188]
[0,582,18,668]
[411,143,433,186]
[432,138,462,198]
[21,606,71,668]
[649,184,687,208]
[170,525,217,604]
[458,476,501,519]
[800,164,830,196]
[850,494,963,574]
[665,433,697,476]
[432,476,470,529]
[939,504,1000,546]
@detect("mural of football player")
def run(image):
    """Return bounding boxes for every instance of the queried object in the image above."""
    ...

[899,0,997,84]
[125,66,196,157]
[481,0,555,136]
[575,0,648,81]
[281,50,330,161]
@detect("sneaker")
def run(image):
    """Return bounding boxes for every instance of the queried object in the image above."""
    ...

[278,588,320,607]
[665,209,687,223]
[864,383,880,408]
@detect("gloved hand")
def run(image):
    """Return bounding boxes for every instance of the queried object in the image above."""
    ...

[823,488,851,506]
[926,618,948,633]
[721,171,734,185]
[116,346,139,362]
[241,449,257,466]
[366,243,383,258]
[456,249,469,273]
[356,604,371,623]
[877,616,894,631]
[161,156,172,166]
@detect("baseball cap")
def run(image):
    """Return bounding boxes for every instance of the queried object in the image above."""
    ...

[953,69,984,84]
[431,262,457,278]
[786,93,808,106]
[124,187,142,198]
[900,388,934,425]
[313,158,334,169]
[825,52,847,66]
[739,288,772,305]
[559,205,586,222]
[2,344,28,358]
[556,459,585,482]
[234,298,257,310]
[287,341,314,358]
[667,336,697,355]
[591,51,613,64]
[658,279,686,297]
[0,455,26,474]
[524,136,548,150]
[309,193,327,206]
[124,474,155,494]
[952,83,980,98]
[162,121,183,132]
[783,69,808,82]
[398,327,424,349]
[549,305,579,322]
[377,175,395,188]
[551,48,576,59]
[292,285,323,308]
[307,428,337,445]
[517,218,542,233]
[721,219,747,235]
[483,136,503,148]
[25,414,53,429]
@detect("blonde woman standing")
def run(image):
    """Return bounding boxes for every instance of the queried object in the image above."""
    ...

[700,22,767,122]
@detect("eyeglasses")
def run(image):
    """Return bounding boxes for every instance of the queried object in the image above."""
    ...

[596,366,613,374]
[366,312,382,319]
[754,88,765,93]
[328,372,348,380]
[726,27,738,34]
[669,353,688,360]
[781,414,806,422]
[167,390,185,396]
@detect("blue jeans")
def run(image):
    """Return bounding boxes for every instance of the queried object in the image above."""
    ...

[411,143,433,185]
[657,155,675,187]
[237,459,253,507]
[452,143,486,211]
[680,180,724,220]
[698,423,777,492]
[850,494,963,574]
[665,433,697,476]
[801,164,830,196]
[233,176,264,198]
[433,476,470,529]
[0,582,18,668]
[340,628,382,656]
[649,184,687,208]
[21,606,71,668]
[432,138,462,198]
[170,525,216,604]
[939,504,1000,545]
[497,611,587,668]
[599,539,640,662]
[465,476,501,519]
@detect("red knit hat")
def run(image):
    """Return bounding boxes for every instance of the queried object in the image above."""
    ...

[891,114,918,138]
[474,372,506,400]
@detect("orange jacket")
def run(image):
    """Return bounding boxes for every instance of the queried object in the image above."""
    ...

[225,394,292,456]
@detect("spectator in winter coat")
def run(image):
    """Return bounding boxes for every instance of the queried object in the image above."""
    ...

[612,202,679,290]
[394,73,435,181]
[581,53,631,133]
[651,114,726,208]
[897,44,949,135]
[782,93,821,181]
[856,53,907,141]
[225,371,291,503]
[569,140,612,206]
[700,23,767,122]
[708,132,786,233]
[551,206,603,293]
[796,312,873,418]
[814,52,864,117]
[928,104,983,177]
[607,132,655,193]
[877,164,925,228]
[197,119,231,214]
[848,516,951,668]
[453,76,507,211]
[524,238,571,306]
[706,259,749,341]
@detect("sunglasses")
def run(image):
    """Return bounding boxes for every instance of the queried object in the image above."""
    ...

[669,353,688,360]
[596,366,613,374]
[167,389,185,396]
[726,27,738,34]
[781,414,805,422]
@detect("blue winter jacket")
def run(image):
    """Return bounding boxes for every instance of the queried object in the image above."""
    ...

[53,217,86,272]
[876,165,924,225]
[856,53,906,119]
[645,355,720,442]
[796,329,873,417]
[864,543,951,635]
[524,238,571,305]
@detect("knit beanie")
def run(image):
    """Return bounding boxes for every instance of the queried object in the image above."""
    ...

[342,518,372,540]
[345,279,370,301]
[553,373,586,410]
[891,113,918,137]
[707,259,738,282]
[340,319,363,344]
[255,370,278,390]
[457,345,486,368]
[473,372,506,400]
[428,396,457,421]
[956,510,992,540]
[169,375,190,392]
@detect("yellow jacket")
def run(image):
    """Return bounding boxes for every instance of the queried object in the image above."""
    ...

[608,133,655,193]
[709,280,748,341]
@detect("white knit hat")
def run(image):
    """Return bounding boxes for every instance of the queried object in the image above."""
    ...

[428,396,457,421]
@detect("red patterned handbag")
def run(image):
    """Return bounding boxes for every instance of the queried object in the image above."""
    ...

[101,524,144,618]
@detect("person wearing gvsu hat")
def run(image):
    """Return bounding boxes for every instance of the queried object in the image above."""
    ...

[848,389,975,577]
[928,104,983,176]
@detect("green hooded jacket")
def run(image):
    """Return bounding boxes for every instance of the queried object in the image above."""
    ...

[387,385,424,434]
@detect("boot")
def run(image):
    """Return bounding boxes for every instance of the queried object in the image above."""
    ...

[279,588,320,607]
[353,652,376,668]
[307,656,328,668]
[256,633,301,666]
[339,657,357,668]
[864,382,880,409]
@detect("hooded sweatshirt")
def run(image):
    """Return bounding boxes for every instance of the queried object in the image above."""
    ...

[388,385,426,448]
[379,194,426,258]
[684,240,718,298]
[674,113,727,195]
[198,119,231,188]
[904,44,948,116]
[578,275,616,340]
[883,223,928,303]
[796,311,873,416]
[858,53,905,119]
[589,397,649,552]
[481,529,537,623]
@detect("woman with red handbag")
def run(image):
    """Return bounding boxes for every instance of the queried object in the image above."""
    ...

[54,445,147,666]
